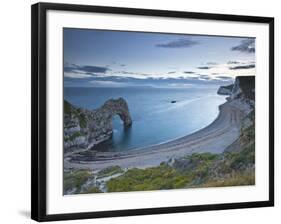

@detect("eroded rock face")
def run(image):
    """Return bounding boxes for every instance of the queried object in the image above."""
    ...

[218,76,255,113]
[218,76,255,100]
[217,84,234,95]
[217,76,255,153]
[64,98,132,152]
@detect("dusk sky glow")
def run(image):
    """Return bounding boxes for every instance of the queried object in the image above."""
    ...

[64,28,255,87]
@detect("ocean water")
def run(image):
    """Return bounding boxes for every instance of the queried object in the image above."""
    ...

[64,86,226,152]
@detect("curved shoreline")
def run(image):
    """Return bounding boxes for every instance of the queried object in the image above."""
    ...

[64,101,245,171]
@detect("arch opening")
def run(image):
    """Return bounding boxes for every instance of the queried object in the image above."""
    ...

[111,114,132,151]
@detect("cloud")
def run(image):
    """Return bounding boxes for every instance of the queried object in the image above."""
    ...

[167,83,194,88]
[197,66,212,70]
[199,75,211,80]
[156,38,199,48]
[216,76,234,80]
[231,38,255,53]
[81,65,109,73]
[206,62,218,65]
[229,64,255,70]
[89,80,129,87]
[116,70,153,78]
[183,71,195,74]
[64,63,110,76]
[64,72,93,79]
[227,61,240,64]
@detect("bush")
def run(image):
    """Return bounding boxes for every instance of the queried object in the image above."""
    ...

[199,172,255,187]
[106,164,190,192]
[68,132,83,141]
[64,170,92,194]
[225,142,255,170]
[84,187,102,194]
[97,166,124,179]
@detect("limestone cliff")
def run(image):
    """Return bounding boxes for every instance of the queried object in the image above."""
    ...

[218,76,255,113]
[217,84,234,95]
[218,76,255,153]
[64,98,132,152]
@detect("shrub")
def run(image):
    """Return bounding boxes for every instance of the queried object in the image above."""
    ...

[106,164,190,192]
[64,170,92,194]
[84,187,102,194]
[199,172,255,187]
[97,166,124,179]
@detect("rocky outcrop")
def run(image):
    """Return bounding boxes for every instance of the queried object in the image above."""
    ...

[218,76,255,113]
[217,84,234,95]
[218,76,255,100]
[218,76,255,153]
[64,98,132,152]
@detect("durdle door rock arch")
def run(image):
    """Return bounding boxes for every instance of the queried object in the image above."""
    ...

[97,98,133,127]
[64,98,132,152]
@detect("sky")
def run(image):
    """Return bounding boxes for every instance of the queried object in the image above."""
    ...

[64,28,255,88]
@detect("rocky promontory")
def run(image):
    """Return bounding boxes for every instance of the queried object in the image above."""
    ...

[218,76,255,113]
[64,98,132,152]
[217,84,234,95]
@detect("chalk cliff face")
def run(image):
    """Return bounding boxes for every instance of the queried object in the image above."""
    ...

[217,84,234,95]
[64,98,132,152]
[218,76,255,113]
[218,76,255,153]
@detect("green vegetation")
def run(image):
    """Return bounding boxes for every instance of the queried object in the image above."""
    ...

[78,112,87,128]
[83,186,102,194]
[106,147,254,192]
[69,132,83,141]
[225,112,255,171]
[184,153,220,184]
[225,142,254,170]
[106,164,189,192]
[97,166,124,179]
[64,131,83,142]
[188,152,219,161]
[199,172,254,187]
[64,100,88,128]
[106,153,220,192]
[64,170,92,194]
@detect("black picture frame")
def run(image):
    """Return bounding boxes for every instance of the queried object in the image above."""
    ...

[31,2,274,222]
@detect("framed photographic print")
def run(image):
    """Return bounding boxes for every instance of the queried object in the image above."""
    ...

[31,2,274,222]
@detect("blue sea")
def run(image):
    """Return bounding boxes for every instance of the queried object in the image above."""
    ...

[64,86,226,152]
